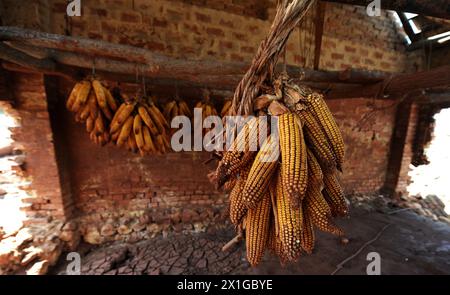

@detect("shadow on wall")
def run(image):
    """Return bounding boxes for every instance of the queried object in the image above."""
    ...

[407,108,450,216]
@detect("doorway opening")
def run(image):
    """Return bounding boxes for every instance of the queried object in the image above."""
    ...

[407,108,450,217]
[0,103,28,237]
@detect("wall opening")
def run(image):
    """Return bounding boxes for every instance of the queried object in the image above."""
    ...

[0,103,27,236]
[407,107,450,216]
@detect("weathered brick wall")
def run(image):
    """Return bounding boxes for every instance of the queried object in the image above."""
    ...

[0,1,423,245]
[0,0,417,73]
[52,82,227,243]
[328,98,396,194]
[8,73,69,223]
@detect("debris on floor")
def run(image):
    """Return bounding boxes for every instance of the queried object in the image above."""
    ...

[50,207,450,275]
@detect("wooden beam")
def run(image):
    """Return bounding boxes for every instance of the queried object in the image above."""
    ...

[0,39,387,86]
[0,26,247,76]
[381,100,413,196]
[326,65,450,99]
[313,2,326,70]
[323,0,450,19]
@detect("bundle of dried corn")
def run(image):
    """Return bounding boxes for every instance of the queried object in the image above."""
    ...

[66,77,119,145]
[195,89,219,135]
[110,96,171,155]
[214,0,347,266]
[164,96,192,121]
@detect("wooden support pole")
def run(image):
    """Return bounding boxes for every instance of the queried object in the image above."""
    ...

[381,100,413,196]
[313,2,326,70]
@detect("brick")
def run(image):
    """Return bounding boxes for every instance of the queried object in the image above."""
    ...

[220,41,233,49]
[344,46,356,53]
[121,11,141,23]
[206,27,224,37]
[331,53,344,60]
[195,12,211,23]
[153,17,168,27]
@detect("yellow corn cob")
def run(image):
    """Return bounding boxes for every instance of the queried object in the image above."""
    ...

[138,106,158,135]
[79,102,91,122]
[178,101,192,117]
[216,117,260,187]
[245,191,271,267]
[73,80,91,111]
[142,125,156,153]
[300,204,315,254]
[110,130,119,142]
[307,148,323,186]
[100,104,112,121]
[94,115,105,134]
[66,82,83,110]
[221,100,232,117]
[229,165,251,226]
[88,91,99,119]
[323,172,349,217]
[163,101,176,120]
[86,116,94,133]
[110,102,135,133]
[297,109,336,171]
[278,113,307,208]
[267,218,284,257]
[104,87,118,111]
[134,116,145,151]
[117,116,134,147]
[242,135,279,209]
[128,132,138,153]
[92,80,107,108]
[147,103,169,133]
[306,93,345,171]
[304,183,343,236]
[275,171,303,261]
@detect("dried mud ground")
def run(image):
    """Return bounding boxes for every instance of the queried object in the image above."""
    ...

[51,208,450,275]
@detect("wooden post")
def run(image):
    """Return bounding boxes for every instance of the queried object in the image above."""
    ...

[313,2,326,70]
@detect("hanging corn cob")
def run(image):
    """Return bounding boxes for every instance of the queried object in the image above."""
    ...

[66,77,119,145]
[221,99,232,117]
[216,74,348,266]
[110,95,170,155]
[163,98,192,122]
[195,89,219,135]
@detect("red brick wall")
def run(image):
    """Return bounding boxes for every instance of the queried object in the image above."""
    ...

[9,73,68,223]
[50,86,226,241]
[0,1,423,243]
[0,0,418,73]
[327,98,397,194]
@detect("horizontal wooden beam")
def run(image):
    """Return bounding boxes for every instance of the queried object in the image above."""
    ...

[1,27,449,103]
[326,65,450,99]
[0,27,387,85]
[323,0,450,19]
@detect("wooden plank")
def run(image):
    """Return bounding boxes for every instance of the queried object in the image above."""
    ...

[313,2,326,70]
[326,65,450,99]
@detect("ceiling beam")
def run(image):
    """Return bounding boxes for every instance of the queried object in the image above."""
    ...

[326,65,450,99]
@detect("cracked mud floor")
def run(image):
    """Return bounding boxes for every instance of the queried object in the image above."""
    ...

[51,208,450,275]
